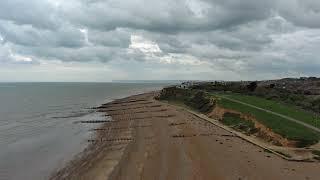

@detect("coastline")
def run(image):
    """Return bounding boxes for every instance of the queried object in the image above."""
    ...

[49,92,159,179]
[50,91,320,180]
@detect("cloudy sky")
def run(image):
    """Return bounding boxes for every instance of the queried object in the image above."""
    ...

[0,0,320,82]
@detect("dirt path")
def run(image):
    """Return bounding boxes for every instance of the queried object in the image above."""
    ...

[220,95,320,133]
[51,92,320,180]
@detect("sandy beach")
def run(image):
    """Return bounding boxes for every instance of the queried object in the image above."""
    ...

[50,92,320,180]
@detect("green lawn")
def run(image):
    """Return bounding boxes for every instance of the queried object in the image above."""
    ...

[214,96,320,147]
[220,93,320,129]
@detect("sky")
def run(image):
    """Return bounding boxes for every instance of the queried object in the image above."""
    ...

[0,0,320,82]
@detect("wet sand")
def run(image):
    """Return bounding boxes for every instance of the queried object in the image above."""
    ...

[51,92,320,180]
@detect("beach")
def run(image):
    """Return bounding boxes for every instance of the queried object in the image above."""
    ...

[50,91,320,180]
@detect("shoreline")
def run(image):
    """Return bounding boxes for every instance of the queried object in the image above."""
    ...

[49,92,158,179]
[51,92,320,180]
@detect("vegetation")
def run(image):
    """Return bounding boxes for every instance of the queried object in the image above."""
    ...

[221,113,257,134]
[157,87,215,113]
[247,81,258,92]
[251,87,320,114]
[220,93,320,129]
[158,84,320,147]
[191,81,320,114]
[314,156,320,161]
[185,91,215,113]
[312,150,320,156]
[214,96,320,147]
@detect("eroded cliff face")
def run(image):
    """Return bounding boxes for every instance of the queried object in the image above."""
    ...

[207,106,298,147]
[157,87,216,113]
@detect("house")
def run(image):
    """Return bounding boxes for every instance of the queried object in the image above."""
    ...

[176,81,201,89]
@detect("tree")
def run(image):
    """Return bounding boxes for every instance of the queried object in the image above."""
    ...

[247,81,258,92]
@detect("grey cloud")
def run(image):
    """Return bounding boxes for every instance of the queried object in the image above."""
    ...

[64,0,275,33]
[0,21,85,48]
[0,0,320,80]
[0,0,60,30]
[88,28,131,47]
[139,15,295,59]
[17,45,126,62]
[278,0,320,28]
[0,43,38,65]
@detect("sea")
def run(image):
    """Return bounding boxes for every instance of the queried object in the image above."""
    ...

[0,83,169,180]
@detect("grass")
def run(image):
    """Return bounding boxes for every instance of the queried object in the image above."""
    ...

[221,113,256,134]
[221,93,320,129]
[213,95,320,147]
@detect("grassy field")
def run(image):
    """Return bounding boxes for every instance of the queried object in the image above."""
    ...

[213,95,320,147]
[221,93,320,129]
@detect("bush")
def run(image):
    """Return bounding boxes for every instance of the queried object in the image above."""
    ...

[247,82,258,92]
[312,150,320,156]
[254,87,269,97]
[157,86,192,101]
[269,84,275,89]
[296,139,319,148]
[221,113,256,134]
[186,91,216,113]
[158,87,216,113]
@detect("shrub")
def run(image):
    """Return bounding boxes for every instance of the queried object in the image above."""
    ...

[221,113,256,134]
[158,87,216,113]
[186,91,216,113]
[269,84,275,89]
[247,82,258,92]
[157,86,192,101]
[312,150,320,156]
[296,139,319,148]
